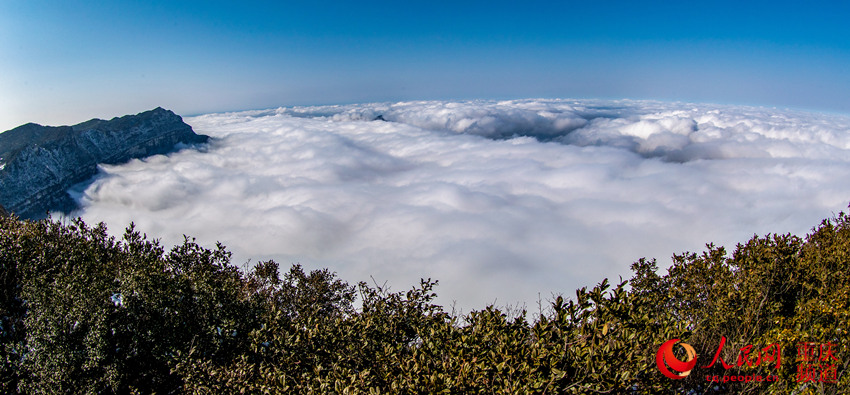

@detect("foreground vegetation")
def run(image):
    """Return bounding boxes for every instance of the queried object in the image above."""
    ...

[1,210,848,394]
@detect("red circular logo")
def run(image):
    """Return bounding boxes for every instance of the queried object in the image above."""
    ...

[657,339,697,379]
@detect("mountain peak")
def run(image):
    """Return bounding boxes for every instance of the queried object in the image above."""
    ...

[0,108,209,218]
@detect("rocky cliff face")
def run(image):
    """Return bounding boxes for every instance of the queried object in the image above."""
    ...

[0,107,208,219]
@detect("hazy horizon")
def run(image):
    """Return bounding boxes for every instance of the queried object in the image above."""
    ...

[3,1,850,132]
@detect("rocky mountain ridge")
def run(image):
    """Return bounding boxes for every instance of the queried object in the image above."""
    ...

[0,108,208,219]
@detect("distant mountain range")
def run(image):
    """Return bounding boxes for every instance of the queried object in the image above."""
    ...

[0,108,208,219]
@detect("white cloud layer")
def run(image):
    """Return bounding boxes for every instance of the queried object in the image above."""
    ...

[74,99,850,312]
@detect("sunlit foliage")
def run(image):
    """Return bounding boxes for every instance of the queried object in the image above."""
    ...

[1,209,848,393]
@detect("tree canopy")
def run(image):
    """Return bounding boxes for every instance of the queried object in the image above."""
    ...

[1,210,848,393]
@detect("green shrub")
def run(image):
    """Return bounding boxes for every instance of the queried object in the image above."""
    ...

[1,209,848,393]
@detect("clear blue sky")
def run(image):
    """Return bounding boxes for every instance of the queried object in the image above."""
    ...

[2,0,849,131]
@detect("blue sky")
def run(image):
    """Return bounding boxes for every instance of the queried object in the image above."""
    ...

[2,0,849,131]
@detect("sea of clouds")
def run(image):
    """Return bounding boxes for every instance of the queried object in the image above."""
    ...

[74,99,850,312]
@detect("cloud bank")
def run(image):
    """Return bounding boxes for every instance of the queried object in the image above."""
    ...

[74,99,850,312]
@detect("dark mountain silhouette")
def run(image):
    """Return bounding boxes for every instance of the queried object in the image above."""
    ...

[0,108,208,219]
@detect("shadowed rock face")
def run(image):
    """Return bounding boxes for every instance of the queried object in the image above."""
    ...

[0,107,209,219]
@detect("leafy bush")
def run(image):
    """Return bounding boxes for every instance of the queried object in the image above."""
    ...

[1,209,848,393]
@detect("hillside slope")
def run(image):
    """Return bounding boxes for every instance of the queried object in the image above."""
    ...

[0,108,208,218]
